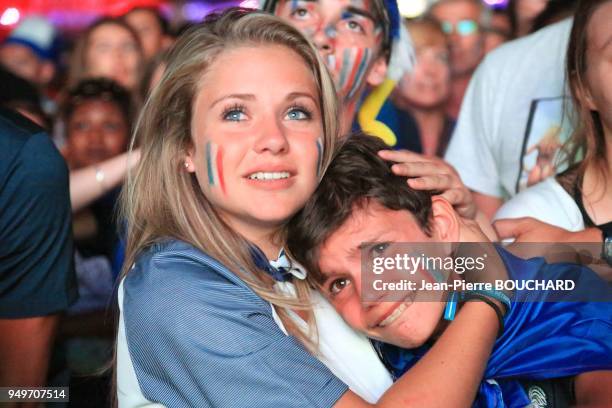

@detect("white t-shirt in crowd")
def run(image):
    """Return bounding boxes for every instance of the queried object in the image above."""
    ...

[445,19,574,201]
[493,176,584,232]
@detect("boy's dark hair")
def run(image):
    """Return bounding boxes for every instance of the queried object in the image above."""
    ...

[286,135,436,284]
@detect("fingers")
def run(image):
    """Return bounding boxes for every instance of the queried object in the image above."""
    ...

[378,148,423,163]
[406,173,454,192]
[391,159,447,175]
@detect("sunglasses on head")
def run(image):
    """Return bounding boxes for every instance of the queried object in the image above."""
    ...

[440,19,479,36]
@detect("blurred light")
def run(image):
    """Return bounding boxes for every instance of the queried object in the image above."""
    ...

[0,7,20,26]
[483,0,507,6]
[182,2,211,21]
[398,0,428,18]
[240,0,260,8]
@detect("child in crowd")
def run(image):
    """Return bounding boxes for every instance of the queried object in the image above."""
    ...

[115,9,506,407]
[287,135,612,407]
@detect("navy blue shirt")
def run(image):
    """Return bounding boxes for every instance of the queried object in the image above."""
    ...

[0,108,77,317]
[121,240,348,407]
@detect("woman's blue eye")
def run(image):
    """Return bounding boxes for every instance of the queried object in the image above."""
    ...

[286,108,311,121]
[224,110,246,122]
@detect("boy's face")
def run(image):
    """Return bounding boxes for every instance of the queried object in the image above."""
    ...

[274,0,387,102]
[316,200,447,348]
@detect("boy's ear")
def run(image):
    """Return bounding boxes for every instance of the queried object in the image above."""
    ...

[366,55,388,87]
[429,196,460,242]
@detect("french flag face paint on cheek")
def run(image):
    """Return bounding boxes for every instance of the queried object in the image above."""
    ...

[337,47,372,100]
[205,141,226,195]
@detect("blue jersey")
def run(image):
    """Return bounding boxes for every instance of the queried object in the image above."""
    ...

[375,248,612,407]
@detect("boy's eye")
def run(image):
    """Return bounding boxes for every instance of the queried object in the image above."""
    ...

[370,242,390,257]
[329,277,351,295]
[292,7,311,20]
[346,20,364,33]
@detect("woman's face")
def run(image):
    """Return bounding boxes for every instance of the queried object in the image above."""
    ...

[85,23,140,90]
[66,100,129,169]
[186,45,324,236]
[396,26,450,110]
[584,1,612,138]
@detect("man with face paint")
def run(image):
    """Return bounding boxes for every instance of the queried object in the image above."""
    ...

[265,0,401,135]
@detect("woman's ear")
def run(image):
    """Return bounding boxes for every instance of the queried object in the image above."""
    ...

[184,146,196,173]
[429,196,460,242]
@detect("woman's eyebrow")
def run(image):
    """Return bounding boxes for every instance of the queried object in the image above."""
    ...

[210,94,255,108]
[286,91,317,102]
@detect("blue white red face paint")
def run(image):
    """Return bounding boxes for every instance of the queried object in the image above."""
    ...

[337,47,372,100]
[205,141,226,195]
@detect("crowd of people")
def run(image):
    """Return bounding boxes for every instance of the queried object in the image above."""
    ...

[0,0,610,407]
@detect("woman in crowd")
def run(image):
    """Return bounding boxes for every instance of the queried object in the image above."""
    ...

[62,78,133,277]
[115,8,504,407]
[495,0,611,250]
[391,18,454,157]
[68,18,143,94]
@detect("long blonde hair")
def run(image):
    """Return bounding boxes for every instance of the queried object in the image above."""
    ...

[119,8,338,343]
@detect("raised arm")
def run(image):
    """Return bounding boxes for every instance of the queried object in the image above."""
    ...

[70,149,140,212]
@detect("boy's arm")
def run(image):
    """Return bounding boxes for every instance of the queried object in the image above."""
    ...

[334,301,499,407]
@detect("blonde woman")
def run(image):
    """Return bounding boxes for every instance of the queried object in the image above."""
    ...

[116,8,502,407]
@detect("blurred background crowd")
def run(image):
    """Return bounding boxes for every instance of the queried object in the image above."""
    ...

[0,0,605,406]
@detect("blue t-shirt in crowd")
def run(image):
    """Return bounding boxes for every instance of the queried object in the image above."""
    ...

[120,240,348,407]
[0,107,77,317]
[375,248,612,407]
